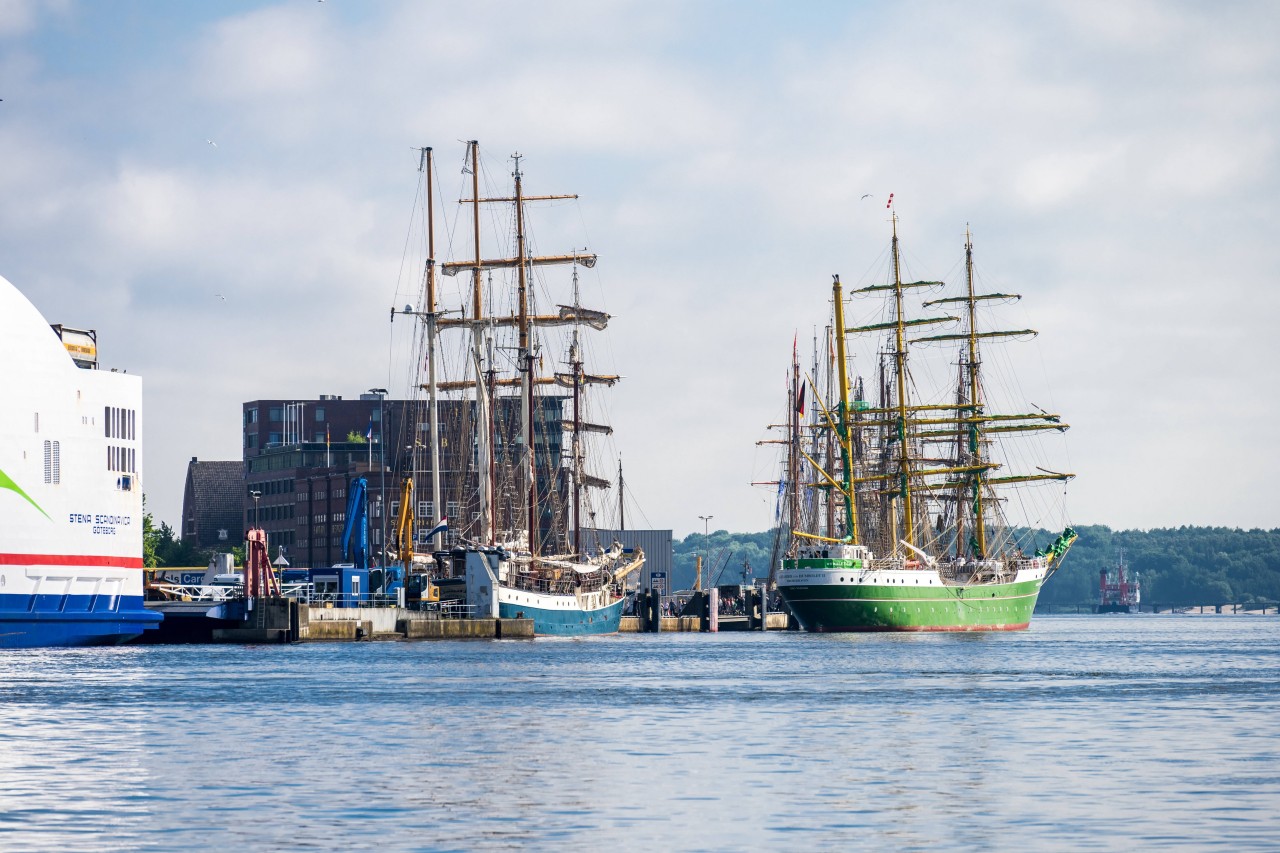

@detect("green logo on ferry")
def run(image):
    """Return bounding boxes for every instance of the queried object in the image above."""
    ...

[0,466,50,520]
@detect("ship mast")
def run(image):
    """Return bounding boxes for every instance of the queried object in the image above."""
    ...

[439,144,609,556]
[788,338,801,545]
[831,275,860,543]
[513,153,538,557]
[422,147,444,551]
[888,215,916,551]
[962,228,986,557]
[469,140,495,544]
[571,268,584,555]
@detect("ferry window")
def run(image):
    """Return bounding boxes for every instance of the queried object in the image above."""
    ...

[44,441,52,482]
[51,441,60,483]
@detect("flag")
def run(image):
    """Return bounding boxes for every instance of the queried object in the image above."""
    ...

[365,421,373,441]
[796,380,806,417]
[425,517,448,540]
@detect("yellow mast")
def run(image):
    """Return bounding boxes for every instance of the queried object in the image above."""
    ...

[831,275,861,544]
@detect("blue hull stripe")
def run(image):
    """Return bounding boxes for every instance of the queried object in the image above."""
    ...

[0,593,162,648]
[499,597,624,636]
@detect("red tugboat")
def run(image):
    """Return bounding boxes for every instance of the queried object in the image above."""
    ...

[1097,551,1140,613]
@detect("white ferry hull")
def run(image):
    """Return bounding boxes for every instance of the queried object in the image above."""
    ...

[1,273,161,647]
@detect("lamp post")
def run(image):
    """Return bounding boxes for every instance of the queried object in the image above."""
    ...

[369,388,388,566]
[250,489,261,531]
[697,514,713,592]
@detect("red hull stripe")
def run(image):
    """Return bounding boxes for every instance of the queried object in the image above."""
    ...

[0,553,145,569]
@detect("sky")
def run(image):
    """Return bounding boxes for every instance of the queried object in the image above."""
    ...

[1,0,1277,538]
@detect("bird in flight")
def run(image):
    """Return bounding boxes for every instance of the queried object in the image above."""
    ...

[206,139,217,148]
[216,294,226,301]
[860,193,872,199]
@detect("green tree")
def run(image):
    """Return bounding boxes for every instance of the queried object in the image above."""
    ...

[142,499,160,568]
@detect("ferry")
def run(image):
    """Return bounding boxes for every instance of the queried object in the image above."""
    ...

[0,274,162,646]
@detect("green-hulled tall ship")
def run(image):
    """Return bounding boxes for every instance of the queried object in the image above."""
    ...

[771,215,1076,632]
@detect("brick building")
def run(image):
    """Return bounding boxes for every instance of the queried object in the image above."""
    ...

[241,392,569,569]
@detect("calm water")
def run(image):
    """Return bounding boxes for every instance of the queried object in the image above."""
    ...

[1,615,1277,851]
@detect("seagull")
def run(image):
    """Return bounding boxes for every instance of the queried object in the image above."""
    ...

[216,294,226,301]
[206,139,217,148]
[860,193,872,199]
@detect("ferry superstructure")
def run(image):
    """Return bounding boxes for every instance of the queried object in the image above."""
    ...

[0,274,161,646]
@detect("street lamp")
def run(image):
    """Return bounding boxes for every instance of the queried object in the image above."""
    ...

[697,514,713,591]
[250,490,262,529]
[368,388,388,565]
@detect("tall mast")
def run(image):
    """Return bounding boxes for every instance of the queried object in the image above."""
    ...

[469,141,494,544]
[571,267,583,555]
[889,215,916,550]
[788,340,801,546]
[963,228,987,558]
[618,457,625,531]
[422,146,443,551]
[825,325,837,538]
[513,153,538,556]
[831,275,860,544]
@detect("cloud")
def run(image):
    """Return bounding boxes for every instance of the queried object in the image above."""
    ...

[1,0,1278,537]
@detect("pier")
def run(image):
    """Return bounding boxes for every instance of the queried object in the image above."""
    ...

[142,596,533,644]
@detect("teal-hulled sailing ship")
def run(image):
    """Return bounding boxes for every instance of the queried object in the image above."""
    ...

[394,142,643,635]
[772,215,1076,632]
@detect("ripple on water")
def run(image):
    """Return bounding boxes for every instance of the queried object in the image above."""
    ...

[0,616,1277,850]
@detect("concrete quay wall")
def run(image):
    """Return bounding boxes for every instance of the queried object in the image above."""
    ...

[295,604,533,641]
[619,612,792,632]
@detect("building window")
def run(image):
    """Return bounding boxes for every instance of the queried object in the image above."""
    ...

[418,501,431,519]
[245,408,258,425]
[315,407,325,422]
[446,501,459,519]
[269,407,282,422]
[371,409,381,422]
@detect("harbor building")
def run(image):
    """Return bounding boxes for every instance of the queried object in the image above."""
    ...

[180,458,243,549]
[586,528,674,593]
[241,393,572,568]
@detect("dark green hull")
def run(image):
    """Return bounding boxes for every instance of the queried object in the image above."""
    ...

[779,574,1044,632]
